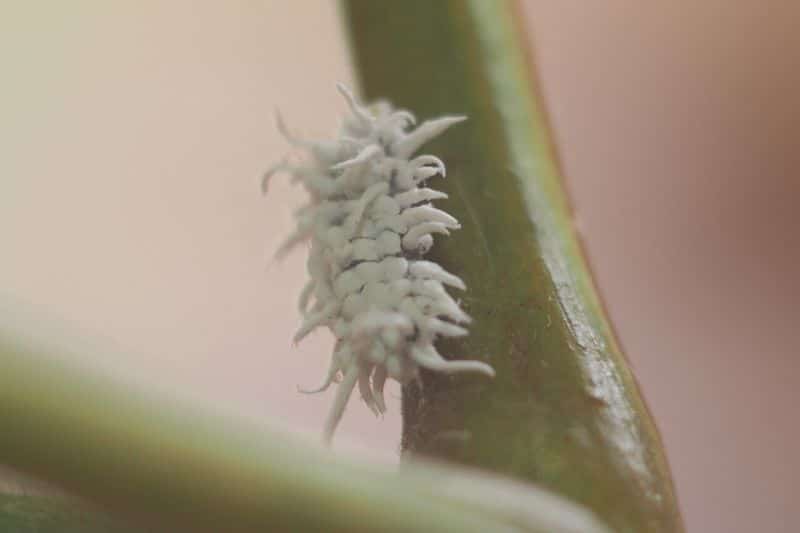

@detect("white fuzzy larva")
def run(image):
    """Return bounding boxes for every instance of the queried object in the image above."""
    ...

[265,85,495,443]
[375,231,402,256]
[375,213,408,234]
[368,341,388,364]
[370,195,401,218]
[388,278,412,301]
[351,239,381,262]
[394,188,448,208]
[362,282,391,308]
[354,261,384,284]
[401,205,460,229]
[380,257,408,280]
[333,269,364,299]
[332,318,350,339]
[341,293,367,320]
[409,260,467,290]
[402,222,450,251]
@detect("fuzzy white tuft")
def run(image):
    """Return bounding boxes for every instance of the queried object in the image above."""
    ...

[266,85,494,443]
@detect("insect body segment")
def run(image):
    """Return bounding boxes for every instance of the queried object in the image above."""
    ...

[266,84,494,443]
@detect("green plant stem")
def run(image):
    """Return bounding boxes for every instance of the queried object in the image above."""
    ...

[340,1,684,532]
[0,326,609,533]
[0,493,128,533]
[0,332,494,532]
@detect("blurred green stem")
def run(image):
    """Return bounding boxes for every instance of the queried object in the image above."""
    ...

[0,332,498,532]
[341,1,684,532]
[0,493,127,533]
[0,325,609,533]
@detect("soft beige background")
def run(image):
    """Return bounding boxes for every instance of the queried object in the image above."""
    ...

[1,2,797,532]
[0,1,400,464]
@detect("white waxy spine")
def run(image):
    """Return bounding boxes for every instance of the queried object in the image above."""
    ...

[264,85,494,443]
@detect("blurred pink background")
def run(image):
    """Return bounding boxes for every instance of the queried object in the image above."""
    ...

[1,2,797,532]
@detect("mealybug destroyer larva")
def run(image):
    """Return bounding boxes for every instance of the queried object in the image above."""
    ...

[263,85,494,443]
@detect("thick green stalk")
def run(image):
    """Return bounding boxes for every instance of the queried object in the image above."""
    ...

[340,1,684,532]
